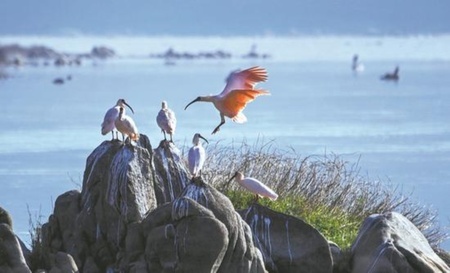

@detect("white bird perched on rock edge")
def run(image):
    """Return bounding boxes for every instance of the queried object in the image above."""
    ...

[188,133,208,178]
[101,99,134,140]
[115,107,139,142]
[228,171,278,201]
[156,101,177,142]
[184,66,270,134]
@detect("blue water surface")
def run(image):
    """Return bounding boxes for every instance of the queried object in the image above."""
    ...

[1,58,449,250]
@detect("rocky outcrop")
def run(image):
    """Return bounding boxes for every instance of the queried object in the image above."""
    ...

[42,136,157,272]
[239,204,333,273]
[2,134,449,272]
[40,136,267,272]
[350,212,450,273]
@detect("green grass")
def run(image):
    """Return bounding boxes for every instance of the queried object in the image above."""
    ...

[226,190,360,248]
[196,138,449,250]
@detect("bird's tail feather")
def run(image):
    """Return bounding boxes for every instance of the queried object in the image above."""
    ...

[232,112,247,123]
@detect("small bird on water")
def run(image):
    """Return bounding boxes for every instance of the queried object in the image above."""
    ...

[184,66,270,134]
[156,100,177,142]
[101,99,134,140]
[228,171,278,202]
[188,133,209,178]
[381,66,400,81]
[115,107,139,143]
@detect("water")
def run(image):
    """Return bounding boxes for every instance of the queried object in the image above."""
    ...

[1,35,449,250]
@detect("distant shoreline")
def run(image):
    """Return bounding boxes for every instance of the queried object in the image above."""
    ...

[1,34,450,62]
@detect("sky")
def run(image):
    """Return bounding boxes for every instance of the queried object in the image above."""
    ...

[1,0,450,36]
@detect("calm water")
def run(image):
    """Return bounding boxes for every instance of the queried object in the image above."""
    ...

[1,56,449,249]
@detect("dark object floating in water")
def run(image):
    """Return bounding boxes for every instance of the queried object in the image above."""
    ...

[53,78,64,85]
[381,66,399,81]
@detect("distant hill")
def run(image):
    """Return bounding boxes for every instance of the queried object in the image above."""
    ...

[1,0,449,36]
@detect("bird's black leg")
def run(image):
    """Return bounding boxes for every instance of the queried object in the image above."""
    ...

[163,130,167,141]
[212,114,226,134]
[253,195,259,203]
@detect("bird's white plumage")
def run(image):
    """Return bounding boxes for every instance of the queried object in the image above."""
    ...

[188,133,207,177]
[102,106,120,135]
[156,101,177,141]
[101,99,134,139]
[232,171,278,201]
[115,107,139,141]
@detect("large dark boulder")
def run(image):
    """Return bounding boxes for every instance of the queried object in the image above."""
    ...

[43,136,157,272]
[142,197,230,272]
[350,212,450,273]
[140,178,267,272]
[239,203,333,273]
[0,223,31,273]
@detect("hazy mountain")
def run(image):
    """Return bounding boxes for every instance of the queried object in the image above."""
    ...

[1,0,449,36]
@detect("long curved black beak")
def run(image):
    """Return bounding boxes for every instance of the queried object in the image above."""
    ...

[227,171,238,184]
[124,101,135,114]
[185,97,201,110]
[199,134,209,144]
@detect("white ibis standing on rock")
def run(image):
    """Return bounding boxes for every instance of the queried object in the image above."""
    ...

[101,99,134,140]
[156,100,177,142]
[188,133,208,178]
[115,107,139,142]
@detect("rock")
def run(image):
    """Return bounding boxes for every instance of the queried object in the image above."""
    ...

[143,198,230,272]
[152,140,190,204]
[42,136,157,271]
[351,212,450,273]
[141,177,267,273]
[0,223,32,273]
[48,252,78,273]
[0,206,13,227]
[178,178,267,273]
[328,241,344,271]
[239,203,333,273]
[91,46,115,59]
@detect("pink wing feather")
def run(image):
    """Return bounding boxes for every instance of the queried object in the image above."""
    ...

[220,66,268,96]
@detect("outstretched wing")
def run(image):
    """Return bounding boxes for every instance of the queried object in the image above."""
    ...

[220,66,268,96]
[221,89,270,121]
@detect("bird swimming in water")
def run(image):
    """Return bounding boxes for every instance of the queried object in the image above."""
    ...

[381,66,400,81]
[115,107,139,142]
[101,99,134,140]
[185,66,270,134]
[352,54,365,73]
[228,171,278,201]
[188,133,208,178]
[156,101,177,142]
